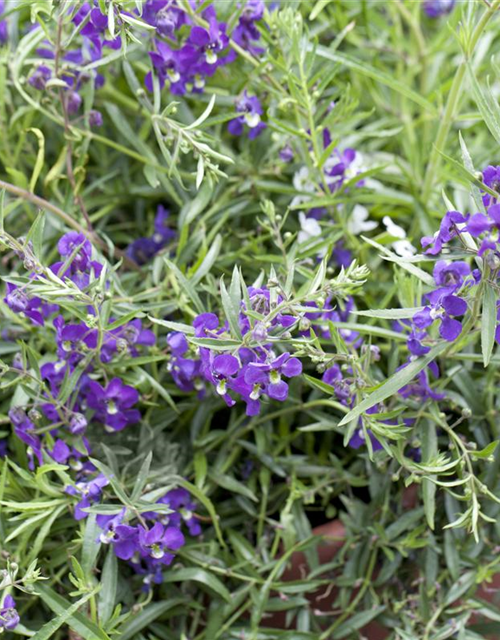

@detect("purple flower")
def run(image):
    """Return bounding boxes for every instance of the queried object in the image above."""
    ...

[28,65,52,90]
[101,319,156,362]
[138,522,185,565]
[421,210,469,255]
[89,109,103,127]
[423,0,455,18]
[322,364,351,405]
[158,488,201,536]
[66,473,109,520]
[433,260,471,293]
[85,377,140,432]
[153,205,176,245]
[167,331,189,356]
[147,41,187,94]
[9,408,43,469]
[143,0,189,36]
[413,292,467,342]
[482,166,500,207]
[4,283,44,326]
[54,316,98,365]
[232,0,265,56]
[127,237,160,265]
[183,20,229,68]
[228,91,266,139]
[0,1,7,45]
[97,511,139,559]
[0,595,19,631]
[208,353,240,397]
[279,144,294,163]
[245,352,302,401]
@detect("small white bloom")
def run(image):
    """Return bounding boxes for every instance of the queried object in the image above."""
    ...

[382,216,406,239]
[392,240,417,258]
[291,166,315,208]
[348,205,378,235]
[298,212,321,244]
[382,216,417,257]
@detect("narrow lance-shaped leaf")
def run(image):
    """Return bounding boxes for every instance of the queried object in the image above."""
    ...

[338,342,448,426]
[481,283,497,367]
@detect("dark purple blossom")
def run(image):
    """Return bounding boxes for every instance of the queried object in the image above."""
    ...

[85,377,140,432]
[138,522,185,565]
[158,488,201,536]
[245,352,302,402]
[183,20,229,68]
[421,210,469,255]
[66,473,109,520]
[228,91,266,139]
[423,0,455,18]
[0,595,19,631]
[28,65,52,90]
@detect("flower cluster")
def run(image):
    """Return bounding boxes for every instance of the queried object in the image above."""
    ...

[167,286,305,415]
[127,205,176,265]
[144,0,265,95]
[28,2,123,122]
[94,487,200,587]
[5,233,154,469]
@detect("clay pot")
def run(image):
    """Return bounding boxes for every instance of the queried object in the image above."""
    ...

[266,519,389,639]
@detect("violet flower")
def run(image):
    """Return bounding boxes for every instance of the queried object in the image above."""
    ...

[228,91,266,139]
[0,595,19,632]
[85,377,141,432]
[138,522,185,564]
[66,473,109,520]
[423,0,455,18]
[245,352,302,401]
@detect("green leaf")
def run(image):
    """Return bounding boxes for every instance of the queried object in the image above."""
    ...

[362,236,435,286]
[209,470,258,502]
[220,276,242,339]
[27,128,45,193]
[118,600,186,640]
[190,234,222,285]
[30,589,98,640]
[338,342,448,426]
[332,606,386,638]
[470,440,499,459]
[131,452,153,501]
[315,47,436,113]
[468,63,500,146]
[481,284,497,367]
[356,307,424,319]
[98,549,117,627]
[25,210,45,260]
[421,421,437,531]
[36,584,111,640]
[161,568,231,602]
[106,310,145,331]
[176,478,225,548]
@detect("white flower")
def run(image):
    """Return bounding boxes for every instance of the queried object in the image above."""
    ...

[291,166,316,208]
[348,205,378,235]
[382,216,417,257]
[298,212,321,244]
[382,216,406,239]
[392,240,417,258]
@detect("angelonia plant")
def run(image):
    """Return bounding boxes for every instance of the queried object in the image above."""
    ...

[2,1,500,639]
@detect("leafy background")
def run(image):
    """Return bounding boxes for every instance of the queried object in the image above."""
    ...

[2,1,500,639]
